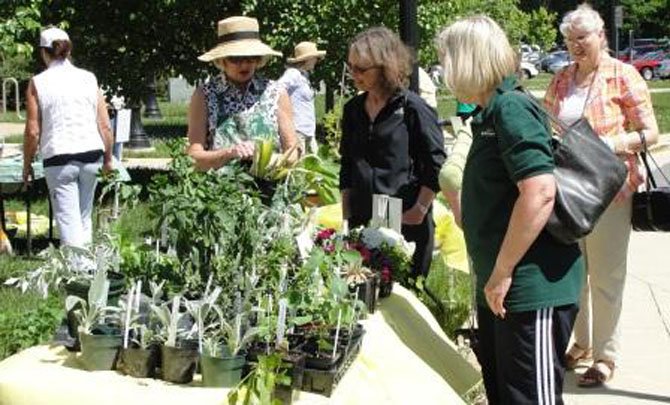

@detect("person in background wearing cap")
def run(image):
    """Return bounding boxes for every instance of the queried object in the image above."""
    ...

[23,27,113,248]
[278,41,326,155]
[187,16,298,172]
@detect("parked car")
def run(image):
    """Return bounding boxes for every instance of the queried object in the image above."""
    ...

[630,51,667,80]
[618,44,663,62]
[519,61,539,80]
[548,58,572,74]
[539,51,570,72]
[520,44,543,65]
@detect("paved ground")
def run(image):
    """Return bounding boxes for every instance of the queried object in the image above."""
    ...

[563,151,670,405]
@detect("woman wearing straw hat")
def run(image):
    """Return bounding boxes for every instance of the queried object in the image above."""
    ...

[187,16,298,171]
[278,41,326,154]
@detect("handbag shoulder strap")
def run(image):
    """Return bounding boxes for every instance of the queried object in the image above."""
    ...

[639,132,657,189]
[638,133,670,189]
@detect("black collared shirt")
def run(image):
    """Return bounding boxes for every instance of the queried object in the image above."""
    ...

[339,90,446,223]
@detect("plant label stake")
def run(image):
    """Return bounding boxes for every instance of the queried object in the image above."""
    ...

[371,194,402,233]
[275,298,288,349]
[332,309,342,359]
[123,283,137,349]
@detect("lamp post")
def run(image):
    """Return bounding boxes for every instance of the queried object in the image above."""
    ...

[143,76,163,119]
[127,104,151,149]
[399,0,419,93]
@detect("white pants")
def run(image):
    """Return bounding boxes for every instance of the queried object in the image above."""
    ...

[44,160,100,248]
[297,131,318,155]
[574,197,632,363]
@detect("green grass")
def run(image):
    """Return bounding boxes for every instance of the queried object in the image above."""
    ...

[0,111,25,123]
[123,138,173,159]
[3,134,23,143]
[646,79,670,89]
[653,92,670,135]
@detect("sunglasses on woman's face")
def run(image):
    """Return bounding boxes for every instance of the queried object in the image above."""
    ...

[227,56,262,64]
[346,62,379,75]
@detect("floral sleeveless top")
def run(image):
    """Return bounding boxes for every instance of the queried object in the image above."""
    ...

[202,74,281,151]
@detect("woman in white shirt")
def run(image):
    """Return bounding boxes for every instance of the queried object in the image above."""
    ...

[23,27,113,247]
[279,41,326,154]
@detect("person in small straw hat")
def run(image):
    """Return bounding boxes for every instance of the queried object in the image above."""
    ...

[187,16,298,172]
[278,41,326,154]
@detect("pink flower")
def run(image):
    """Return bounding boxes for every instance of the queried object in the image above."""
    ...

[316,228,336,241]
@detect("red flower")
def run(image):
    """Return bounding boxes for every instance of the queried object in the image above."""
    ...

[357,246,372,263]
[381,266,392,283]
[316,228,336,241]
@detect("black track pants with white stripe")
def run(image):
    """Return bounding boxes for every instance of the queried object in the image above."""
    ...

[477,304,578,405]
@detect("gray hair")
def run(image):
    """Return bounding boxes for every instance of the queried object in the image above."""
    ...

[435,15,517,100]
[560,3,608,49]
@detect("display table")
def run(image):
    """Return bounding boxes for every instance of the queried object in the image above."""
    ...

[0,153,130,254]
[0,154,50,254]
[0,285,480,405]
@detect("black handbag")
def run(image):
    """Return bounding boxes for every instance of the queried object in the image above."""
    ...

[632,133,670,231]
[523,91,628,244]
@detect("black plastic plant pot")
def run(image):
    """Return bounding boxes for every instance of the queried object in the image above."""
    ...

[117,346,159,378]
[378,279,393,298]
[272,383,295,405]
[282,351,306,389]
[306,351,341,371]
[350,277,377,313]
[161,345,198,384]
[79,332,122,371]
[200,353,246,387]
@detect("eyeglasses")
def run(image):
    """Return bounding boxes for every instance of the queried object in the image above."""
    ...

[346,62,379,75]
[227,56,262,64]
[565,32,596,45]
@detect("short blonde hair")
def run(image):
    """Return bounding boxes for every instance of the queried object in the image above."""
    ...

[559,3,608,49]
[435,16,517,100]
[349,27,413,91]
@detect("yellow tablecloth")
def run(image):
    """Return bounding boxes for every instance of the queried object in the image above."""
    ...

[0,285,480,405]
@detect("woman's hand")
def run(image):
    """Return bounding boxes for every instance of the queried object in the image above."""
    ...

[231,141,255,160]
[402,204,426,225]
[484,265,513,318]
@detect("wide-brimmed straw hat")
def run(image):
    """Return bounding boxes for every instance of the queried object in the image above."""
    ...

[287,41,327,63]
[198,16,282,63]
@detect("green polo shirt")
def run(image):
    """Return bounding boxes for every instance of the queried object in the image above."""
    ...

[462,76,584,313]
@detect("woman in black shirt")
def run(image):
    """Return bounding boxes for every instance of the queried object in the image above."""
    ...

[339,27,446,278]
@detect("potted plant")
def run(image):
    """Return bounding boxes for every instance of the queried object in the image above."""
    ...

[116,281,160,378]
[200,311,259,387]
[228,353,295,405]
[65,267,122,371]
[151,295,198,383]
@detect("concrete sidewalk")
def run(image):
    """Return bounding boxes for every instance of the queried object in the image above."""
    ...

[563,152,670,405]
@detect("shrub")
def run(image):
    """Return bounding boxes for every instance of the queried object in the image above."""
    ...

[0,290,63,360]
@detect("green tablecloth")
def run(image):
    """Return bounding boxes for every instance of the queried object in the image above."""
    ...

[0,155,44,185]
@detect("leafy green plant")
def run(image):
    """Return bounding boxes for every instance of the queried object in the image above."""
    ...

[150,295,185,347]
[4,233,121,298]
[65,266,120,334]
[0,292,63,360]
[228,353,291,405]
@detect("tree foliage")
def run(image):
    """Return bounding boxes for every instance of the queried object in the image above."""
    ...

[0,0,44,80]
[40,0,241,103]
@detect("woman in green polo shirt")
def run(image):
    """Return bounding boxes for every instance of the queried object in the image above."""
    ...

[437,16,584,404]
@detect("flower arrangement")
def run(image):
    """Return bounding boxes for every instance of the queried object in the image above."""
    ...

[313,226,415,295]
